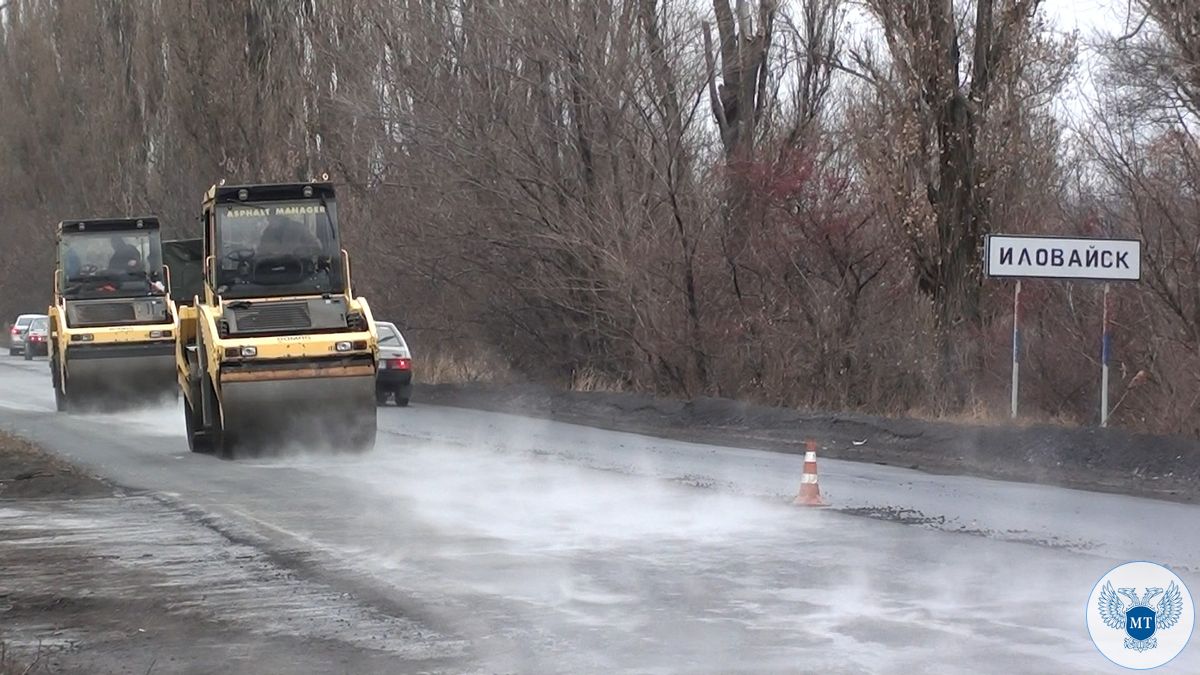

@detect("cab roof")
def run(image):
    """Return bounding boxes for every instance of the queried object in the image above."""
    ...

[57,217,160,235]
[205,181,336,205]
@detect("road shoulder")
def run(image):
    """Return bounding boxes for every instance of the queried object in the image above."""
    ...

[0,431,468,674]
[416,382,1200,504]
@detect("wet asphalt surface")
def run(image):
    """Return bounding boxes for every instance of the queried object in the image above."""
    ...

[1,355,1199,673]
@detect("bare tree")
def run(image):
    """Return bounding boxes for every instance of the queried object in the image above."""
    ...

[1081,1,1200,432]
[704,0,778,159]
[851,0,1068,404]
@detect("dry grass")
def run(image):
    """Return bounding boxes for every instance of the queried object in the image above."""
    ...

[417,348,512,384]
[414,348,630,392]
[905,398,1083,429]
[570,367,628,393]
[413,342,1096,432]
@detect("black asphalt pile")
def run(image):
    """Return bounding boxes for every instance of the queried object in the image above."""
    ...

[416,383,1200,503]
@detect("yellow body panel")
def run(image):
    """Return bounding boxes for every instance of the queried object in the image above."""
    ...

[193,296,375,373]
[49,296,179,409]
[174,303,199,402]
[50,298,176,352]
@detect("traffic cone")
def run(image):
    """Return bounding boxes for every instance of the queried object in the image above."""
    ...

[793,440,827,507]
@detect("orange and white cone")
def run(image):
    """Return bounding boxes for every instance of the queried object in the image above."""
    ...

[793,440,827,507]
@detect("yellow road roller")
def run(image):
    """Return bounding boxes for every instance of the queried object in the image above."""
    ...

[176,181,379,458]
[48,217,179,411]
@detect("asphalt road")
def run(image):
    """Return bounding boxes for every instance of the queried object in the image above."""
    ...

[1,354,1198,673]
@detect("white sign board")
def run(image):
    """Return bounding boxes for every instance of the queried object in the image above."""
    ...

[985,235,1141,281]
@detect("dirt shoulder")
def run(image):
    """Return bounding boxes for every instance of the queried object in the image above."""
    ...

[0,431,111,499]
[415,383,1200,504]
[0,432,467,674]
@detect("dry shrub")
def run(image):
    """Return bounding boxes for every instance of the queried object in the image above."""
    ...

[417,346,512,385]
[570,367,628,393]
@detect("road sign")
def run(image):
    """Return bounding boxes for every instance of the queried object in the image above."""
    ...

[985,235,1141,281]
[984,233,1142,427]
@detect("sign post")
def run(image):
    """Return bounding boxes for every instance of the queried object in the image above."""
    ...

[1011,279,1021,419]
[984,234,1141,426]
[1101,283,1111,427]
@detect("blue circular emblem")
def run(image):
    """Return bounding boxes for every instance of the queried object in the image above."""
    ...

[1087,561,1194,669]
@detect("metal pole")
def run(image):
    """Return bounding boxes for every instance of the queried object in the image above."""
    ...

[1101,282,1111,427]
[1011,279,1021,419]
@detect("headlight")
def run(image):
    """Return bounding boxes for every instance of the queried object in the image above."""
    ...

[240,346,257,357]
[149,329,173,339]
[335,341,352,352]
[70,334,94,342]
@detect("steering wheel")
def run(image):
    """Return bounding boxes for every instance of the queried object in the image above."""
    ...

[224,248,256,278]
[224,248,257,264]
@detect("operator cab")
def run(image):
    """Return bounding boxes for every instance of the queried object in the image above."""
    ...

[202,182,364,336]
[206,183,344,300]
[57,218,170,327]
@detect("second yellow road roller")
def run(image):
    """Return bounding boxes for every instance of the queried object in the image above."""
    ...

[48,217,179,411]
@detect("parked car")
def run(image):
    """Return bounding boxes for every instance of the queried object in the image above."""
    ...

[375,321,412,406]
[8,313,47,356]
[22,316,50,360]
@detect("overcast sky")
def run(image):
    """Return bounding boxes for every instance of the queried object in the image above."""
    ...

[1043,0,1130,34]
[837,1,1136,117]
[1043,0,1135,119]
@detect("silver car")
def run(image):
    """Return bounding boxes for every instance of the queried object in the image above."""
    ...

[23,316,51,360]
[8,313,48,356]
[375,321,413,406]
